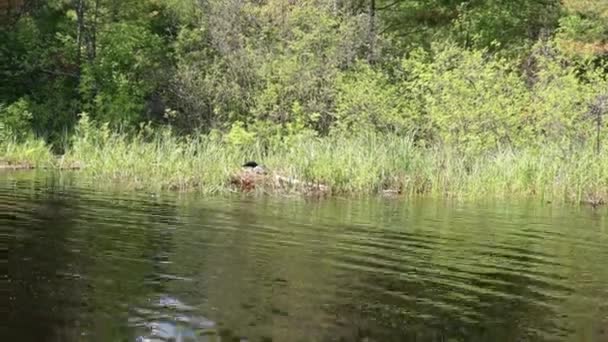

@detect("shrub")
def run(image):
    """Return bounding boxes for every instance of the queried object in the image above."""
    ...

[0,98,33,144]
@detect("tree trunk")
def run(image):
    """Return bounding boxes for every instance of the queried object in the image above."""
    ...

[74,0,87,115]
[75,0,85,73]
[592,94,607,155]
[597,109,602,155]
[367,0,376,63]
[88,0,99,61]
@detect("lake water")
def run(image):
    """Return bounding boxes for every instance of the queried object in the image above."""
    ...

[3,171,607,341]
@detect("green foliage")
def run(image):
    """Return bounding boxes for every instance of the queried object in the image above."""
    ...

[0,99,34,143]
[1,12,80,141]
[4,0,605,140]
[380,0,561,52]
[407,43,531,153]
[81,22,166,126]
[251,4,342,133]
[558,14,606,43]
[334,63,407,134]
[71,112,111,158]
[225,121,257,148]
[332,41,605,154]
[527,48,606,150]
[6,123,604,203]
[168,24,257,131]
[555,1,608,61]
[0,137,54,168]
[2,0,608,202]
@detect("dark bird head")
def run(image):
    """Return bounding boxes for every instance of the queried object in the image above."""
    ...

[242,161,267,175]
[242,161,259,168]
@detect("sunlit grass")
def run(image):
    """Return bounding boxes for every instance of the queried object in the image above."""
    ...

[0,137,55,168]
[2,128,606,204]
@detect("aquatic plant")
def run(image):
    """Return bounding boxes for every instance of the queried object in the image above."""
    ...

[4,116,605,205]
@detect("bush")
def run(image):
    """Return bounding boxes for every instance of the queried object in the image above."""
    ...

[0,98,33,144]
[527,41,608,151]
[334,63,407,135]
[400,43,532,153]
[81,23,166,126]
[329,41,607,155]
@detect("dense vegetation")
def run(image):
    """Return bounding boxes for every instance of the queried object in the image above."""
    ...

[1,0,607,202]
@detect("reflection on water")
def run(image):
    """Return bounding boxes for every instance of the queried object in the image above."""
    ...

[3,171,608,341]
[131,295,221,342]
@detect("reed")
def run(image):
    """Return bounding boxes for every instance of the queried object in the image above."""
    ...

[0,137,55,169]
[2,129,606,204]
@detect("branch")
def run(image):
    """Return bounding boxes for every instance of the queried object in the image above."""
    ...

[40,68,79,79]
[380,22,430,36]
[377,0,403,11]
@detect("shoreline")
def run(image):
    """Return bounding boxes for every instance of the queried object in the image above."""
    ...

[2,160,605,208]
[0,160,83,171]
[2,131,606,207]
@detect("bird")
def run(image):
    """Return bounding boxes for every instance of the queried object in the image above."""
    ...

[242,161,267,175]
[242,161,259,168]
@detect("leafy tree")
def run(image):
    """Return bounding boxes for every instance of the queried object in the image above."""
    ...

[1,0,606,155]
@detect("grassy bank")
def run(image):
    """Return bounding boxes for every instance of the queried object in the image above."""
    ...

[2,128,606,205]
[0,138,55,169]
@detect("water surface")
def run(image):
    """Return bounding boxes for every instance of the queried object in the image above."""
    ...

[3,171,607,341]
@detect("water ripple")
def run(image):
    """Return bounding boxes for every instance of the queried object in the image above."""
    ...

[3,173,608,341]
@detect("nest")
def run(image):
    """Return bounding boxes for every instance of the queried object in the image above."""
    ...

[229,168,329,195]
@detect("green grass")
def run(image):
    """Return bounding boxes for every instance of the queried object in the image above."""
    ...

[2,129,607,204]
[0,137,55,168]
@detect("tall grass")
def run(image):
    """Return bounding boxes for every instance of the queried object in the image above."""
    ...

[262,135,607,202]
[0,137,55,168]
[2,126,606,203]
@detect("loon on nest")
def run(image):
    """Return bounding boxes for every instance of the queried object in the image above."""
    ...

[242,161,267,174]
